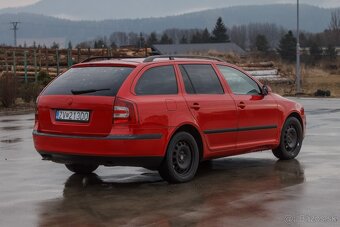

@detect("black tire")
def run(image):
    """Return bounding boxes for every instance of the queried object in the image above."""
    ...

[159,132,200,183]
[65,163,99,174]
[273,117,303,160]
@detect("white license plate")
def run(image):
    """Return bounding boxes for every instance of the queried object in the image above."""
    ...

[56,110,90,122]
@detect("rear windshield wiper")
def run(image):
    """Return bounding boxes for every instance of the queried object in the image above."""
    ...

[71,88,111,95]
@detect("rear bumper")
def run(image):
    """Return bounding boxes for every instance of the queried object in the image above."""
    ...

[33,130,165,167]
[38,151,163,169]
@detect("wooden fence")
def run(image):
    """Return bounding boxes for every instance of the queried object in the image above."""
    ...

[0,46,150,83]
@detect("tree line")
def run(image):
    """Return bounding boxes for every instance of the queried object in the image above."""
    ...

[17,10,340,64]
[277,9,340,63]
[76,17,231,49]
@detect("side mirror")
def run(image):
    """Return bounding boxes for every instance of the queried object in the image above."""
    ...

[262,85,269,96]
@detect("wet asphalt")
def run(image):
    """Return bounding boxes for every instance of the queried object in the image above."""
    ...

[0,98,339,227]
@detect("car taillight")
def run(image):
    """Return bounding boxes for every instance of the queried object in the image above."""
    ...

[113,98,137,124]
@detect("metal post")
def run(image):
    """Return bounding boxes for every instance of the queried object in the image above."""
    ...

[45,48,49,71]
[24,51,28,84]
[38,48,42,70]
[34,49,38,83]
[67,47,73,67]
[10,22,20,47]
[4,50,8,73]
[13,51,16,76]
[77,47,81,63]
[56,48,60,76]
[296,0,301,94]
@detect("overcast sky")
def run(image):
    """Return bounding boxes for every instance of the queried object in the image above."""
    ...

[0,0,340,9]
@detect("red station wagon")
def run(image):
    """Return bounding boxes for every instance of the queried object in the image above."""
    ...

[33,55,306,183]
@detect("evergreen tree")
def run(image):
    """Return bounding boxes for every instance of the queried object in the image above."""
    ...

[51,42,59,49]
[255,34,269,52]
[110,41,117,49]
[190,31,202,43]
[212,17,229,43]
[309,41,323,61]
[94,39,107,48]
[68,41,73,49]
[180,35,188,44]
[147,32,158,46]
[278,30,297,62]
[201,28,211,43]
[160,33,173,44]
[299,32,308,48]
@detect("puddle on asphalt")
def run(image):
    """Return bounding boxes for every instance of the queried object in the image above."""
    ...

[0,118,34,124]
[306,108,340,115]
[0,119,19,123]
[0,138,23,144]
[0,126,33,131]
[0,126,23,131]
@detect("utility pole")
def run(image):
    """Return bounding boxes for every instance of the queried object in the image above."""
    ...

[296,0,301,94]
[10,22,20,47]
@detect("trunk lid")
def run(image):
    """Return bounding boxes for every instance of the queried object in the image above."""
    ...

[38,95,114,136]
[37,66,134,136]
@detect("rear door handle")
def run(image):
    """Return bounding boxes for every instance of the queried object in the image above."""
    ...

[190,103,201,110]
[238,102,246,109]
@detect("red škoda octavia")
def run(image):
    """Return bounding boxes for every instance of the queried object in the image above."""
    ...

[33,56,306,183]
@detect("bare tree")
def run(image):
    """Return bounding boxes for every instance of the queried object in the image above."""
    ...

[326,9,340,46]
[110,32,128,47]
[329,9,340,31]
[230,25,247,49]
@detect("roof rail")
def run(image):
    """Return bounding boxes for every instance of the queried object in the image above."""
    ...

[81,56,142,63]
[143,55,225,63]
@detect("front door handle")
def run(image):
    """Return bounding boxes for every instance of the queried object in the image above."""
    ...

[190,103,201,110]
[238,102,246,109]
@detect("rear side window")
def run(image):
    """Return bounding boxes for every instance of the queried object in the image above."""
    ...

[135,65,178,95]
[179,64,224,94]
[42,67,134,96]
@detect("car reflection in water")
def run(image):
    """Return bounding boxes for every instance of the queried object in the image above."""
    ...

[38,158,305,226]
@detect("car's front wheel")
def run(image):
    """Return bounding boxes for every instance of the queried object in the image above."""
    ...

[273,117,303,160]
[65,163,99,174]
[159,132,199,183]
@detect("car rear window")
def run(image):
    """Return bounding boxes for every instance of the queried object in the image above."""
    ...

[42,67,134,96]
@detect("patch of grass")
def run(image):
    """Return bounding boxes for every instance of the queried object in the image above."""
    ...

[302,67,340,97]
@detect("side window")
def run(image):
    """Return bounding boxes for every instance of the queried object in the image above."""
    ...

[179,64,224,94]
[135,65,178,95]
[217,65,261,95]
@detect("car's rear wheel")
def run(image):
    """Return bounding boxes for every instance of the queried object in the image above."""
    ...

[273,117,303,160]
[65,164,99,174]
[159,132,199,183]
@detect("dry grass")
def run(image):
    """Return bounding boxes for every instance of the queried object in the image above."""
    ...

[266,64,340,97]
[302,66,340,96]
[216,53,340,97]
[203,51,340,97]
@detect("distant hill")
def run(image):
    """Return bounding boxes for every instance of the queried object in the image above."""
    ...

[0,0,252,20]
[0,4,337,46]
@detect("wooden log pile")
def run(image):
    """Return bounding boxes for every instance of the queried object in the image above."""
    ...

[0,47,151,80]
